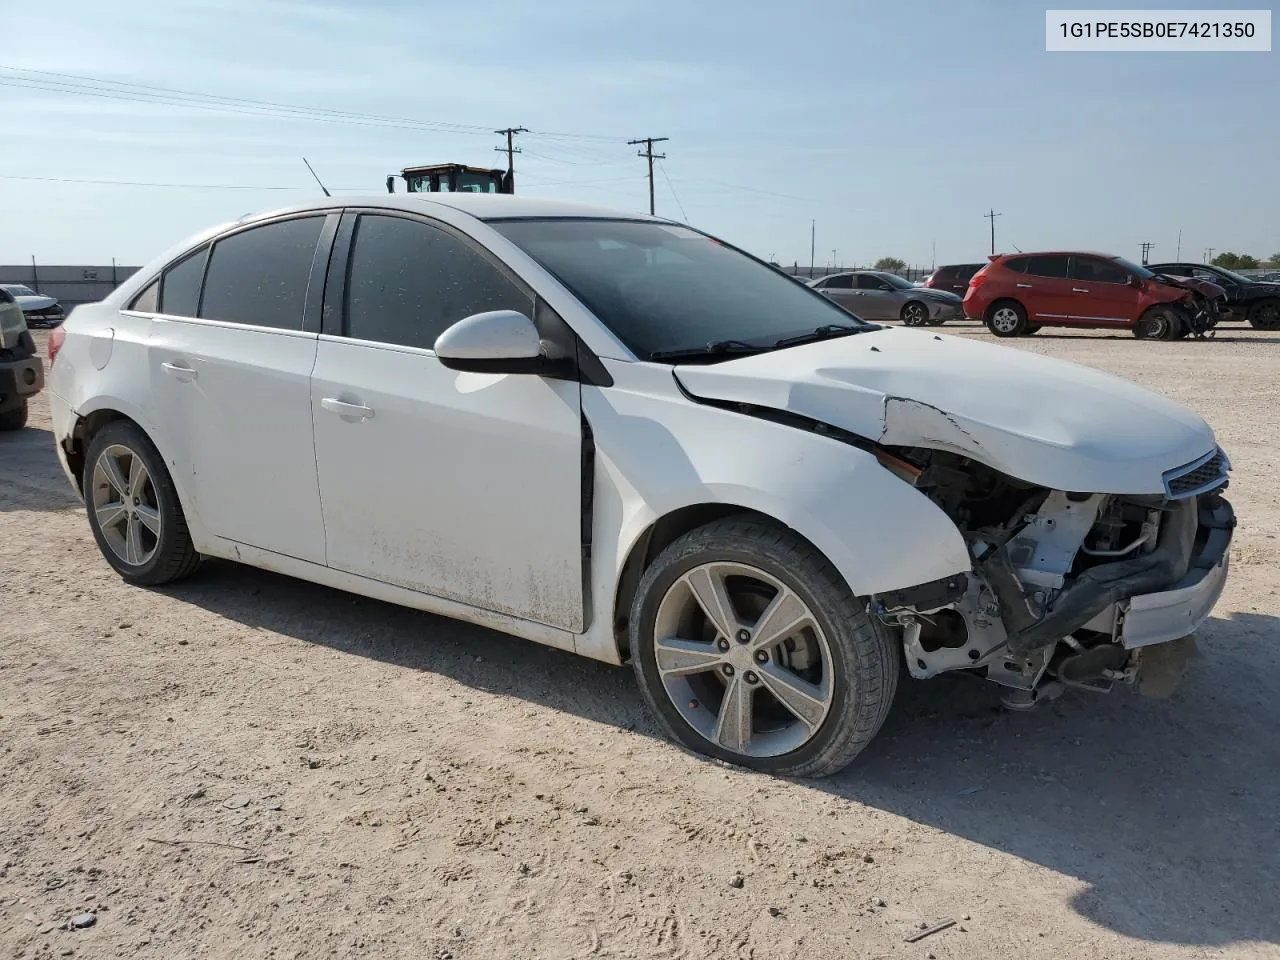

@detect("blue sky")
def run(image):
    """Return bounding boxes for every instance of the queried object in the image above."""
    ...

[1,0,1276,268]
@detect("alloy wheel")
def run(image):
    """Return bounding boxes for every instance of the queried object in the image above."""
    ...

[652,561,834,758]
[90,444,162,567]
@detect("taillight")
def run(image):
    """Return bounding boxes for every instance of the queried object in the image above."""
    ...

[969,271,988,289]
[48,325,66,365]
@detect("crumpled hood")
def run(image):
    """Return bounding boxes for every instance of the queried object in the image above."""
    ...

[674,327,1217,495]
[16,294,58,311]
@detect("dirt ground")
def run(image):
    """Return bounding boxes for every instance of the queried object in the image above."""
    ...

[2,322,1278,960]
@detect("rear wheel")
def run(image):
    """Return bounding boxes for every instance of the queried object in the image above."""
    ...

[0,399,28,431]
[985,301,1027,337]
[1025,325,1042,335]
[1134,305,1183,341]
[630,517,899,778]
[900,301,929,326]
[1248,298,1280,331]
[83,420,202,585]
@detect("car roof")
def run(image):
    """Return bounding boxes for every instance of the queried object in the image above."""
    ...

[996,251,1125,259]
[231,193,666,226]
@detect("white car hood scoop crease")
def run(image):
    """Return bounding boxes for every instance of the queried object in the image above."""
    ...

[672,328,1217,495]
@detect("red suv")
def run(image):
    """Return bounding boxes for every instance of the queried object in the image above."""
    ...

[963,252,1199,340]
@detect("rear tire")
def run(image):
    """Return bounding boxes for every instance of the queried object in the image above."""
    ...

[83,420,202,586]
[985,300,1027,337]
[1134,305,1183,341]
[1024,325,1042,335]
[629,517,899,778]
[1248,298,1280,331]
[900,301,929,326]
[0,400,28,431]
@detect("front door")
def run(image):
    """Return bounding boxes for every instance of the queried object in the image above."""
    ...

[1067,255,1142,327]
[854,273,898,319]
[147,215,331,564]
[310,212,585,632]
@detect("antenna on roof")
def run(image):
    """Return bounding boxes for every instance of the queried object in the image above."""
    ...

[1010,241,1023,253]
[301,157,331,198]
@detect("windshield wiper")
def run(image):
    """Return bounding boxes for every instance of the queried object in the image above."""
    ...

[772,324,863,349]
[649,339,764,362]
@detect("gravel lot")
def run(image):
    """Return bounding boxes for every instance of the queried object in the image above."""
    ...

[2,323,1278,960]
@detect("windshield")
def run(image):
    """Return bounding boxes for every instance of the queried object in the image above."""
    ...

[878,273,915,290]
[1109,256,1154,280]
[489,218,873,359]
[1,284,35,297]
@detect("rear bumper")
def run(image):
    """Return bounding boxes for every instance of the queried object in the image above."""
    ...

[0,356,44,410]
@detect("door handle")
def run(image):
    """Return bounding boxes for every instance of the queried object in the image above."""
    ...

[320,397,375,421]
[1016,283,1033,289]
[1072,288,1089,293]
[160,361,198,382]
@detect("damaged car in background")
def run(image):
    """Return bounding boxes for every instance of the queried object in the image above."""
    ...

[46,196,1234,778]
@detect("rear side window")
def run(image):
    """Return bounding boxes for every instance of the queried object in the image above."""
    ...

[1023,255,1069,278]
[1070,257,1129,284]
[821,274,853,289]
[199,217,324,330]
[160,248,207,317]
[131,280,159,313]
[344,214,532,350]
[1001,257,1029,273]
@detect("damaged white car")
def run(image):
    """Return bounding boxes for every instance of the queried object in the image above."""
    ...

[46,196,1234,777]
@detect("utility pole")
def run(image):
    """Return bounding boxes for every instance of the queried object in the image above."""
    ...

[628,136,669,215]
[494,126,527,192]
[984,209,1002,255]
[1205,247,1215,263]
[1176,229,1182,260]
[1140,241,1155,265]
[810,220,816,277]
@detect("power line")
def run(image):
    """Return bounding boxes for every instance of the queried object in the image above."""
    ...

[0,173,305,190]
[627,137,668,216]
[657,160,688,222]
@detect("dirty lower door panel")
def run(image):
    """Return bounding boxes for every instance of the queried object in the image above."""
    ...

[310,336,585,633]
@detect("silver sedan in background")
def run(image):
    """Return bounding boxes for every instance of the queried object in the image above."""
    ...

[809,270,963,325]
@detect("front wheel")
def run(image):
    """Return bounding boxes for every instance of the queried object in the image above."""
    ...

[83,419,202,586]
[1134,305,1183,341]
[629,517,899,778]
[1249,298,1280,331]
[0,399,28,431]
[900,301,930,326]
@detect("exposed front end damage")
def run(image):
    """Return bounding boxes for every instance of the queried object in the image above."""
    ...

[870,447,1234,708]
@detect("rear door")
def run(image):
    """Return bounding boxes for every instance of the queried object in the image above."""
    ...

[147,213,335,564]
[1066,256,1142,326]
[309,211,585,631]
[814,273,857,310]
[1019,255,1074,324]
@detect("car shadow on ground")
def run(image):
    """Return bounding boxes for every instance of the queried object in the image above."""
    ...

[161,559,1280,950]
[0,425,83,513]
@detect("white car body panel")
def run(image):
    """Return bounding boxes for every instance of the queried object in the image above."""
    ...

[674,327,1216,495]
[147,315,327,565]
[309,335,585,633]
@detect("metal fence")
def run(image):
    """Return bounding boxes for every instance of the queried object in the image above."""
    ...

[0,263,141,309]
[779,263,936,282]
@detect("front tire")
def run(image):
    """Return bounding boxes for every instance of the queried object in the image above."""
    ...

[1249,298,1280,331]
[83,420,202,586]
[0,400,28,431]
[629,517,899,778]
[900,301,930,327]
[985,300,1027,337]
[1134,305,1183,341]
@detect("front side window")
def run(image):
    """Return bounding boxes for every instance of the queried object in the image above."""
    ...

[1070,257,1129,284]
[199,217,324,330]
[160,248,207,317]
[1023,255,1069,278]
[345,214,532,350]
[489,218,873,359]
[856,274,890,290]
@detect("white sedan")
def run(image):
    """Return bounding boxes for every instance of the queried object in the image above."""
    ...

[46,196,1234,777]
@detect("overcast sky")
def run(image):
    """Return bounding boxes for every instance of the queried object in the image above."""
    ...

[1,0,1276,269]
